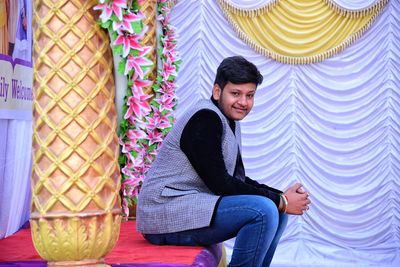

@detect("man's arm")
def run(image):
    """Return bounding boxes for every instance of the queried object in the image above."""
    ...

[244,176,283,194]
[180,109,281,207]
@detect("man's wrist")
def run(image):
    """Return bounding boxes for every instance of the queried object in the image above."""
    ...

[279,193,288,213]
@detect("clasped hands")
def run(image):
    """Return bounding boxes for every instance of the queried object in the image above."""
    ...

[282,183,311,215]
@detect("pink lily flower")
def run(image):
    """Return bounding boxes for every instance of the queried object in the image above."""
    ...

[159,80,176,93]
[122,198,129,216]
[125,53,153,77]
[127,128,147,140]
[146,115,171,130]
[120,141,137,153]
[124,93,152,120]
[157,6,171,24]
[114,33,143,58]
[155,94,176,113]
[146,130,163,146]
[119,129,147,153]
[123,175,142,188]
[119,137,138,153]
[131,79,152,93]
[162,60,177,80]
[94,0,127,24]
[143,152,155,164]
[112,11,145,33]
[162,90,177,100]
[163,48,177,63]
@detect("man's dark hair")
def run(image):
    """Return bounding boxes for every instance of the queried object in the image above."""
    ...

[214,56,263,90]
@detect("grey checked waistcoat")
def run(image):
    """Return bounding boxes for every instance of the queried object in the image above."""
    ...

[136,99,243,234]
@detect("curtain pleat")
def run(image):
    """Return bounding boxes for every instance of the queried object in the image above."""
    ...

[170,0,400,266]
[0,120,32,238]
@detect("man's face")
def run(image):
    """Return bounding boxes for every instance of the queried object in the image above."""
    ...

[212,82,256,121]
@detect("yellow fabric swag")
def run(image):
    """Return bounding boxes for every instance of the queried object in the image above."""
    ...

[218,0,388,64]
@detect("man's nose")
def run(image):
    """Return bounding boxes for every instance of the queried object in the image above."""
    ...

[238,95,247,106]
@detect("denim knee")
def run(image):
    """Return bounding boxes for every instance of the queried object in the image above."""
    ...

[252,196,280,231]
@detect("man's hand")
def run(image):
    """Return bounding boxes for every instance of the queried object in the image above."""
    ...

[284,183,311,215]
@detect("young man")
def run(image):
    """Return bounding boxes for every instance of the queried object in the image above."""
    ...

[136,56,311,267]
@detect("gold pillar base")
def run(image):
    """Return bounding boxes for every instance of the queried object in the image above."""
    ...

[30,214,121,264]
[48,258,109,267]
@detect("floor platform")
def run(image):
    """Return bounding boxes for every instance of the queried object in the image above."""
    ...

[0,221,225,267]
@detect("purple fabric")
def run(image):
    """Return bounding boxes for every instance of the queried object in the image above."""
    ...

[113,264,189,267]
[192,244,222,267]
[0,262,46,267]
[20,221,30,230]
[0,263,190,267]
[15,0,27,40]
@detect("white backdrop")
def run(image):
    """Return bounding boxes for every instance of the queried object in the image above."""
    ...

[0,120,32,239]
[169,0,400,266]
[1,0,399,266]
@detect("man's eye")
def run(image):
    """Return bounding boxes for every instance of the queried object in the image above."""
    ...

[232,92,239,96]
[247,94,254,99]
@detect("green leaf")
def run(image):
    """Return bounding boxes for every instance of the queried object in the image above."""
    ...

[118,155,127,165]
[113,44,123,55]
[130,49,139,57]
[118,59,126,75]
[110,31,118,42]
[125,196,133,207]
[150,101,160,108]
[120,119,128,131]
[101,20,112,29]
[161,128,170,135]
[131,2,141,11]
[175,59,183,71]
[126,88,133,97]
[148,143,157,151]
[132,21,143,34]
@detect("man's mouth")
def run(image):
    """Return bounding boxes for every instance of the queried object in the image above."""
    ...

[234,107,246,113]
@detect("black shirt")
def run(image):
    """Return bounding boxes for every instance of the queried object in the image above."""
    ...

[179,99,282,208]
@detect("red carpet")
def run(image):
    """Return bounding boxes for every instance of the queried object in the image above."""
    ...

[0,221,219,266]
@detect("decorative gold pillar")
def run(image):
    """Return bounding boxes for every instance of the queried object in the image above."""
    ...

[141,0,157,95]
[31,0,121,265]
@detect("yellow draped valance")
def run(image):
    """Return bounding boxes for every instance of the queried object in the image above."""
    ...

[218,0,388,64]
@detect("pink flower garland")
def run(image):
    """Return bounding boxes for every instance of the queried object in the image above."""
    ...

[96,0,181,216]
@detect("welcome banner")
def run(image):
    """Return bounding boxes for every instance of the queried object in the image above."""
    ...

[0,0,33,120]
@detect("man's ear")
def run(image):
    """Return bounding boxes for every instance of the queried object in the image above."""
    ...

[212,84,221,100]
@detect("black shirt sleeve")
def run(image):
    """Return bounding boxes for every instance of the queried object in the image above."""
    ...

[244,176,283,195]
[180,109,281,208]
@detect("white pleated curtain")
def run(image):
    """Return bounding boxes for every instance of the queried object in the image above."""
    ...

[0,120,32,238]
[169,0,399,266]
[1,0,399,266]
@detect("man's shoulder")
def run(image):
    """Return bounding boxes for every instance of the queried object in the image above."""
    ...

[180,100,216,118]
[184,99,222,122]
[190,108,222,124]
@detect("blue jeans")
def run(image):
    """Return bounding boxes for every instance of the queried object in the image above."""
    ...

[144,195,288,267]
